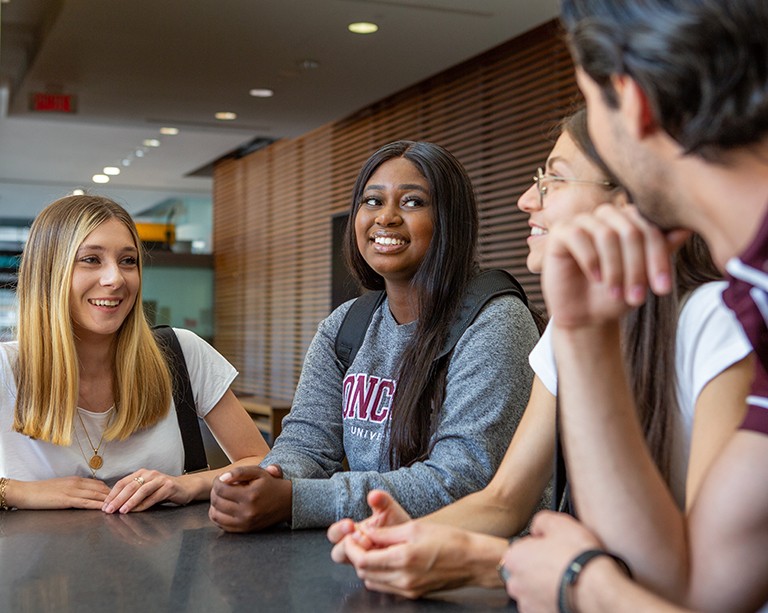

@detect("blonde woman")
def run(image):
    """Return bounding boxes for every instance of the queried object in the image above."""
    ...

[0,195,268,512]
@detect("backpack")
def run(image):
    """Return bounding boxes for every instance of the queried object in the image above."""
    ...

[152,325,209,473]
[334,269,529,371]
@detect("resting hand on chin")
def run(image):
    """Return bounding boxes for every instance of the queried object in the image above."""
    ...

[542,205,689,329]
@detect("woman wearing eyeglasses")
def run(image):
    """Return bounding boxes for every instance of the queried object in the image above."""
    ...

[325,107,754,598]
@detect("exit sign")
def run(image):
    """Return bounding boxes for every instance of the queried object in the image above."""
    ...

[30,93,77,113]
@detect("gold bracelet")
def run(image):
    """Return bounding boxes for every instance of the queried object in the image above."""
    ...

[0,477,9,511]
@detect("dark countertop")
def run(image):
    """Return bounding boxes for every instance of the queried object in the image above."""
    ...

[0,502,517,612]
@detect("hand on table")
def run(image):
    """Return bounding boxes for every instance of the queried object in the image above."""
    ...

[208,464,291,532]
[102,469,194,514]
[8,477,111,510]
[501,511,603,612]
[328,489,411,564]
[341,519,499,599]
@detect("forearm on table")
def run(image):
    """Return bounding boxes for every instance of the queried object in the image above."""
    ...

[3,479,28,508]
[554,322,687,596]
[421,473,545,537]
[182,454,266,501]
[421,409,554,536]
[294,456,494,529]
[460,532,511,589]
[421,490,527,536]
[262,402,346,479]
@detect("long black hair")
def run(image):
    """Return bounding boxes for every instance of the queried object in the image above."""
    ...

[344,141,479,468]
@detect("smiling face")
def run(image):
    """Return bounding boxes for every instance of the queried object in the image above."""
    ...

[517,130,624,273]
[69,218,140,341]
[354,157,434,288]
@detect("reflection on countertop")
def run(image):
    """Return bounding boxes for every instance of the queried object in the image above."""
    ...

[0,503,515,612]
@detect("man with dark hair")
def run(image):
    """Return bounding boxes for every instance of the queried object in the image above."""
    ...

[500,1,768,611]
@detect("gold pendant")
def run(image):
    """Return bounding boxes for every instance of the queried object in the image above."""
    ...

[89,454,103,470]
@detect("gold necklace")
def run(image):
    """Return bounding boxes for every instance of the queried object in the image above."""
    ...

[75,409,113,472]
[73,429,99,478]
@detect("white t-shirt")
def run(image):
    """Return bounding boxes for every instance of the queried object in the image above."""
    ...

[529,281,752,507]
[0,328,236,486]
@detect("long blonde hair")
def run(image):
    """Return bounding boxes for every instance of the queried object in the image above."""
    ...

[14,195,172,445]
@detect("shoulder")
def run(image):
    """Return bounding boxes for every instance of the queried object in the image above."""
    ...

[168,327,222,359]
[676,281,752,372]
[316,295,379,337]
[472,292,536,329]
[0,342,18,393]
[327,298,357,324]
[169,326,204,346]
[682,280,728,311]
[0,341,17,372]
[0,341,18,369]
[679,281,744,334]
[0,340,17,359]
[455,293,538,355]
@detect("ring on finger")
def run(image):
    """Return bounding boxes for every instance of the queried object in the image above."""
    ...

[134,476,145,486]
[497,559,511,583]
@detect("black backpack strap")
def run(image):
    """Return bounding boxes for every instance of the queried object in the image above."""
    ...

[435,269,528,361]
[335,270,528,369]
[334,290,386,371]
[152,325,208,473]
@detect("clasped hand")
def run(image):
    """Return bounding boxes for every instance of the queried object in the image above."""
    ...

[208,464,292,532]
[542,205,690,328]
[327,490,482,598]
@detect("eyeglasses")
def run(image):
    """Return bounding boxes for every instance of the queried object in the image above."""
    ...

[533,167,614,207]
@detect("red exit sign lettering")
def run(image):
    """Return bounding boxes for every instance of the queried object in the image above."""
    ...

[30,93,77,113]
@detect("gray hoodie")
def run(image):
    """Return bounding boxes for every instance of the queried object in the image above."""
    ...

[262,294,539,528]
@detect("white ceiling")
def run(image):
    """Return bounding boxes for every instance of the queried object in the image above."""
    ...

[0,0,559,219]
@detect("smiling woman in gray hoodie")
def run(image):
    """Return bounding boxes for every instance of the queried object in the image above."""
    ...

[209,140,540,531]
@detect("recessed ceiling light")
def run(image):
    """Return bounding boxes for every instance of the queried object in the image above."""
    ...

[299,59,320,70]
[143,139,161,147]
[103,166,121,176]
[348,22,378,34]
[159,127,179,135]
[135,149,145,158]
[215,111,237,121]
[249,88,274,98]
[121,158,132,167]
[72,189,85,196]
[92,174,110,184]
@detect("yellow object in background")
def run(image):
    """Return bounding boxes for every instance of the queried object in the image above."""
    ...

[135,222,175,245]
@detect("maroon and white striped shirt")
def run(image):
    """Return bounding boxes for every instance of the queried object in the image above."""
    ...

[723,213,768,435]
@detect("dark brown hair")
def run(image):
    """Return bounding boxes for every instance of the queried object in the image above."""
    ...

[621,234,720,483]
[561,107,721,485]
[561,0,768,161]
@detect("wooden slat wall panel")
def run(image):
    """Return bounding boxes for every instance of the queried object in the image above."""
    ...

[214,20,578,401]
